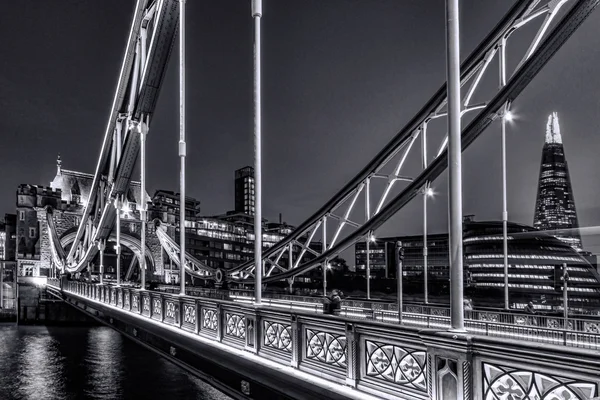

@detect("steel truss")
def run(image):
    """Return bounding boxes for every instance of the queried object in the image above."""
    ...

[48,0,180,273]
[227,0,599,284]
[46,0,599,284]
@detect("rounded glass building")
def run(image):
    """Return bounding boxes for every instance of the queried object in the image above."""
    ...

[463,221,600,313]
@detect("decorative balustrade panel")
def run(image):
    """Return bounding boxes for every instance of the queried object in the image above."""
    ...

[110,288,116,306]
[225,313,246,340]
[482,363,598,400]
[364,340,427,392]
[202,308,218,331]
[164,299,178,325]
[141,294,151,317]
[124,290,130,311]
[305,328,347,369]
[152,296,162,321]
[117,290,123,308]
[131,293,139,313]
[263,320,292,353]
[181,303,196,332]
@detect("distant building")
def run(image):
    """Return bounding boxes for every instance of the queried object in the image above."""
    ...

[464,220,600,311]
[1,214,17,309]
[234,166,255,216]
[533,112,582,251]
[355,240,388,278]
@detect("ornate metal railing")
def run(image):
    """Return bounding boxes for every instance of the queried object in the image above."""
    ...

[62,280,600,400]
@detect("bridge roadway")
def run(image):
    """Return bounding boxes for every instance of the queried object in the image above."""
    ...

[48,279,600,400]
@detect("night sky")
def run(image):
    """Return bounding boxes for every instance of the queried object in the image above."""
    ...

[1,1,600,253]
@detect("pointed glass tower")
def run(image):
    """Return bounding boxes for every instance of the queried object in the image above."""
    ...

[533,112,582,251]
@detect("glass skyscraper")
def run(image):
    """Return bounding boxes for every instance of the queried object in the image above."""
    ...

[533,112,582,251]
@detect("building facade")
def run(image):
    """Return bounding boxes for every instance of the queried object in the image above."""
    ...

[533,112,582,251]
[15,157,161,281]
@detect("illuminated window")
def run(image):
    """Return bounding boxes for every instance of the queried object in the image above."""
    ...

[19,211,25,221]
[29,227,36,238]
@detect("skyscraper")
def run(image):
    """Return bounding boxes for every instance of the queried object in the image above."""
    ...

[234,166,255,216]
[533,112,582,251]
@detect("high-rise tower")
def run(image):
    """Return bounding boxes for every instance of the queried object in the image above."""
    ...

[533,112,582,251]
[235,166,255,216]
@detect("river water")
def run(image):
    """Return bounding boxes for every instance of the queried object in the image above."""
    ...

[0,324,232,400]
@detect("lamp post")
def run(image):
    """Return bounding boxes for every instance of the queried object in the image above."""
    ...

[423,185,433,304]
[501,106,512,310]
[445,0,465,332]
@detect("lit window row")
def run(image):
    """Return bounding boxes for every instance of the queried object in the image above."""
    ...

[463,235,514,243]
[467,254,582,262]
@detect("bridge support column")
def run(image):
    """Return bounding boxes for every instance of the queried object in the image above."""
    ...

[252,0,263,306]
[178,0,187,297]
[445,0,465,332]
[421,331,473,400]
[345,323,359,388]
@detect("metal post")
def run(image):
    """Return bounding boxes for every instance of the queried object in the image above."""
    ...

[422,123,429,305]
[365,177,371,300]
[179,0,186,296]
[501,108,509,310]
[423,185,429,304]
[499,39,510,310]
[396,241,404,324]
[366,234,371,300]
[445,0,465,332]
[140,117,147,290]
[98,240,105,285]
[252,0,263,306]
[322,216,327,296]
[0,261,3,308]
[323,260,328,296]
[115,197,122,286]
[563,263,568,324]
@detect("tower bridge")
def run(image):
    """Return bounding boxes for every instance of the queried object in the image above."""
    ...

[13,0,600,398]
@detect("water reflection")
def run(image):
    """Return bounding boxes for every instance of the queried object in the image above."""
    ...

[0,325,231,400]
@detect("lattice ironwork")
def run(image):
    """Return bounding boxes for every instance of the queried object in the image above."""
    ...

[225,313,246,339]
[483,363,597,400]
[143,296,150,312]
[364,340,426,392]
[124,292,130,310]
[153,298,162,316]
[305,329,347,368]
[202,309,218,331]
[165,301,176,319]
[183,304,196,325]
[263,321,292,352]
[132,294,139,312]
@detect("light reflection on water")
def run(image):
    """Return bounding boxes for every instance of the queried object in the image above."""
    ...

[0,325,231,400]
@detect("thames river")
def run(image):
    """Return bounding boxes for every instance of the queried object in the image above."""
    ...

[0,325,232,400]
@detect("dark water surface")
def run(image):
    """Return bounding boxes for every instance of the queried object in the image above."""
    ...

[0,325,232,400]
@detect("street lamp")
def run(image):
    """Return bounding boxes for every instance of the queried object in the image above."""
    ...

[501,104,513,310]
[423,184,434,304]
